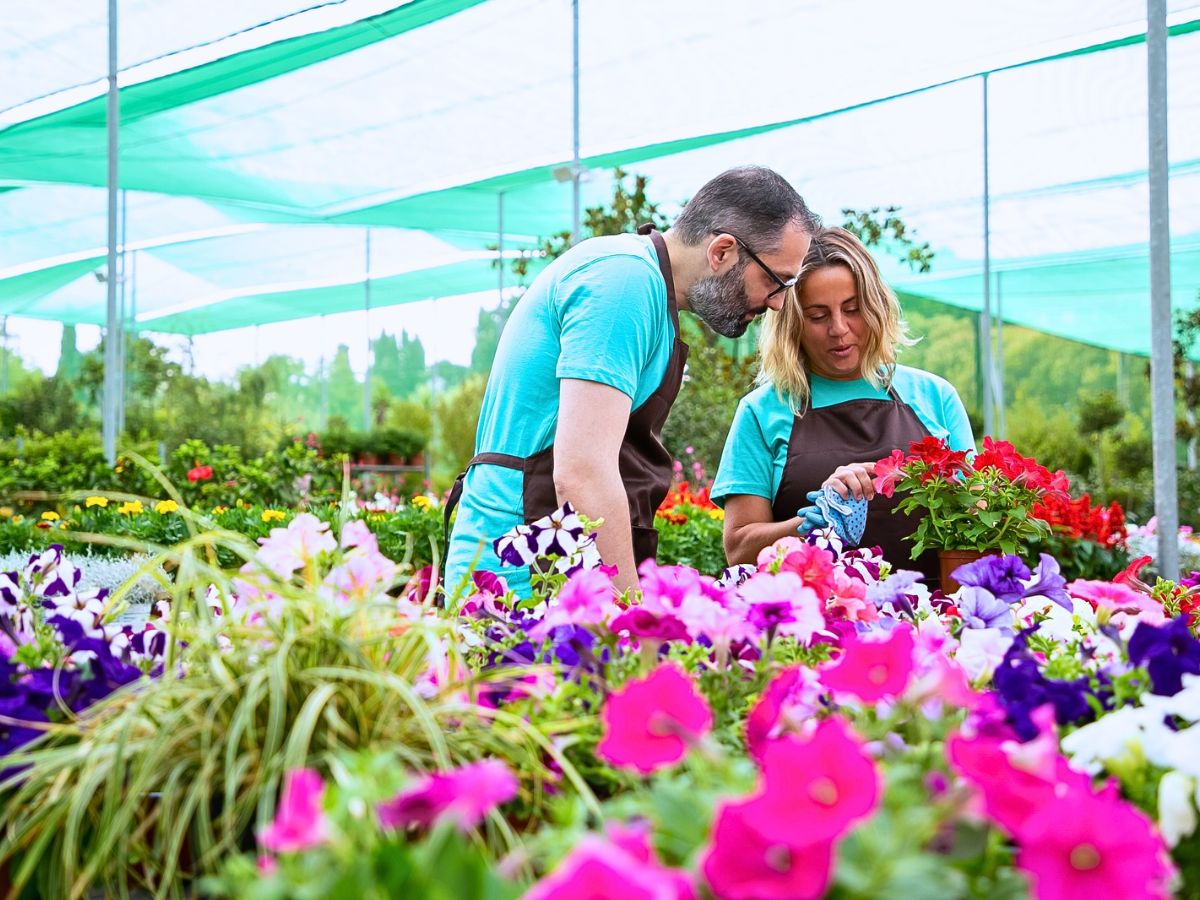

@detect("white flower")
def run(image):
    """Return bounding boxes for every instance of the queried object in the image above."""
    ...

[1158,771,1198,847]
[1060,705,1176,773]
[954,627,1012,682]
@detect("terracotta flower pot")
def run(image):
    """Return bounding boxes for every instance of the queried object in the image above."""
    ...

[938,548,988,594]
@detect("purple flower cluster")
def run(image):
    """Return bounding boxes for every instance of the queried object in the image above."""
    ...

[991,630,1112,741]
[0,546,164,757]
[1128,615,1200,696]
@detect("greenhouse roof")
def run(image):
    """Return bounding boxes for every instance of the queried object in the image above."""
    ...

[0,0,1198,350]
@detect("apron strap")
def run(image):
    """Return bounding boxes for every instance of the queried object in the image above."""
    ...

[442,451,529,580]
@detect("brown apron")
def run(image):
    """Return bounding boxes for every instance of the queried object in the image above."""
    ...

[445,225,688,570]
[769,385,940,585]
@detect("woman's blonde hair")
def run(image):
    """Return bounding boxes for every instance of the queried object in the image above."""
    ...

[757,226,914,412]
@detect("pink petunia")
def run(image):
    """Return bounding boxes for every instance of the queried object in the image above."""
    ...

[752,717,881,844]
[529,568,620,638]
[258,768,329,853]
[946,718,1091,838]
[739,572,825,645]
[820,625,915,703]
[1067,579,1166,626]
[596,662,713,774]
[377,759,517,832]
[526,834,693,900]
[1015,781,1175,900]
[700,798,834,900]
[756,536,807,571]
[776,543,838,599]
[872,448,907,498]
[827,569,877,623]
[744,666,824,764]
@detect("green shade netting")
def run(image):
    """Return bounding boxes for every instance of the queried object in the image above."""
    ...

[0,0,1198,356]
[140,256,547,334]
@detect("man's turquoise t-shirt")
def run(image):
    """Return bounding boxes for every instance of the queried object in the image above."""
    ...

[445,233,673,598]
[711,366,975,508]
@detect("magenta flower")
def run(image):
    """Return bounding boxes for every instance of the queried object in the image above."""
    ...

[820,625,915,703]
[258,768,329,853]
[1067,579,1166,626]
[609,608,692,643]
[753,717,880,844]
[739,572,824,644]
[597,662,713,774]
[744,666,823,763]
[526,834,694,900]
[776,542,837,599]
[1015,782,1175,900]
[377,759,517,832]
[529,568,619,639]
[946,722,1091,837]
[701,798,834,900]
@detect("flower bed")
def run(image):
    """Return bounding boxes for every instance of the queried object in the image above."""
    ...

[0,499,1195,898]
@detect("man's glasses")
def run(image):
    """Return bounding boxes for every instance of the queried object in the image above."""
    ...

[712,230,798,299]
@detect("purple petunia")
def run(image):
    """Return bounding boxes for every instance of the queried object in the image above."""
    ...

[952,555,1029,601]
[1127,615,1200,696]
[953,553,1071,611]
[990,630,1112,740]
[957,586,1014,633]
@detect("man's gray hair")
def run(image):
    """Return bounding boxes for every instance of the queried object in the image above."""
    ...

[672,165,820,253]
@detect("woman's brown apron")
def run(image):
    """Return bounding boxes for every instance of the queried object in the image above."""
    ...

[768,385,939,585]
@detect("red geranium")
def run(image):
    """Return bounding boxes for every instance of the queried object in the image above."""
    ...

[187,464,214,483]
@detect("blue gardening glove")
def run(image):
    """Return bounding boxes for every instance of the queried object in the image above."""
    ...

[808,486,869,545]
[795,504,828,535]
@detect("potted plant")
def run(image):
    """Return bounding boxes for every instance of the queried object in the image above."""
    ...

[874,436,1069,590]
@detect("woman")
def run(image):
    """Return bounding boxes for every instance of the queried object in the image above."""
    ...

[711,226,974,583]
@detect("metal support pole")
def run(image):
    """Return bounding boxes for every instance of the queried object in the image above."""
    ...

[102,0,120,464]
[980,72,994,438]
[1148,0,1178,578]
[363,229,373,432]
[117,188,127,435]
[570,0,581,246]
[1187,361,1197,470]
[0,316,7,397]
[995,270,1005,439]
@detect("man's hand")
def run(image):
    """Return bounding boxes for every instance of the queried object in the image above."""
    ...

[553,379,637,592]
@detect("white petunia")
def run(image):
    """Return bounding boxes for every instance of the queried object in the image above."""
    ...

[1158,771,1198,847]
[954,627,1012,682]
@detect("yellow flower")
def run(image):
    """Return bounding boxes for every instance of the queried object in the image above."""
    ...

[41,511,60,522]
[11,515,23,524]
[118,500,144,515]
[707,508,725,521]
[236,499,245,508]
[0,506,12,518]
[261,509,286,522]
[411,495,432,511]
[155,499,179,514]
[212,505,228,514]
[85,496,109,508]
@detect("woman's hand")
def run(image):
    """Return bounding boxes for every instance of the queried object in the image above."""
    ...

[822,462,877,501]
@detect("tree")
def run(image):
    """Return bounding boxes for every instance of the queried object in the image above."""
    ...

[326,345,362,426]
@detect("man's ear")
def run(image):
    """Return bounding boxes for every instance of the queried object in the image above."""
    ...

[706,233,738,273]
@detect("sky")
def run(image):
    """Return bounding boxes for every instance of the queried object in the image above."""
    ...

[3,290,502,381]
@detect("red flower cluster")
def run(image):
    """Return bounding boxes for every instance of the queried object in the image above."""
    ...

[907,435,969,483]
[1032,492,1127,549]
[656,481,718,523]
[187,464,214,483]
[972,437,1070,497]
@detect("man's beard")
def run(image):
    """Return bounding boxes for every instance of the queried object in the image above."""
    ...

[684,259,757,338]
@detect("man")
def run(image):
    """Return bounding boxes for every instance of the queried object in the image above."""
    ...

[445,166,818,598]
